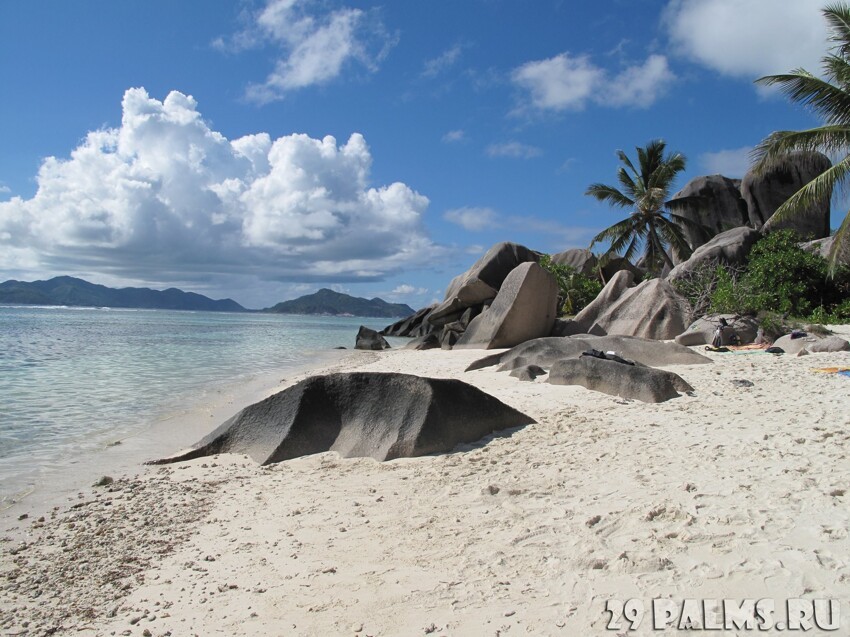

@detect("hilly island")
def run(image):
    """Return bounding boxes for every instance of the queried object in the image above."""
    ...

[0,276,246,312]
[262,288,414,318]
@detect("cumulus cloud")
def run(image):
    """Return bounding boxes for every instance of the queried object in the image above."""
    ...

[512,52,674,112]
[0,88,439,300]
[700,146,754,178]
[443,207,500,231]
[486,141,542,159]
[390,283,428,296]
[217,0,397,102]
[664,0,826,79]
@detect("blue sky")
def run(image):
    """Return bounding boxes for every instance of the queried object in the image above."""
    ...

[0,0,834,309]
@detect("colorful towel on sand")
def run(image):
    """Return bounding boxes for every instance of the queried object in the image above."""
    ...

[811,367,850,375]
[728,344,770,351]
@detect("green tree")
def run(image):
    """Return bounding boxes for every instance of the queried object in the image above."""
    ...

[586,140,704,277]
[752,2,850,274]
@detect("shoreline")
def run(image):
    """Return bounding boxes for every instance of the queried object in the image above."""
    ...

[2,330,849,635]
[0,346,379,526]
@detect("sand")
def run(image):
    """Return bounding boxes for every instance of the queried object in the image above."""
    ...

[1,329,849,636]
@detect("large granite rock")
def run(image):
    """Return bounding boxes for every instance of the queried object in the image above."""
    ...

[742,151,831,240]
[428,242,539,326]
[454,262,559,349]
[572,276,691,340]
[355,325,390,350]
[465,335,711,372]
[807,336,850,352]
[404,333,440,350]
[675,314,760,346]
[551,248,598,276]
[600,256,644,283]
[667,226,761,281]
[152,373,536,464]
[547,357,693,403]
[381,305,435,337]
[671,175,749,249]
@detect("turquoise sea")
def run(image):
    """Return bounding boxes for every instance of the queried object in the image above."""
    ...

[0,306,397,508]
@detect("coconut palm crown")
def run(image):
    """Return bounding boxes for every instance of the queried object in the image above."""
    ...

[752,2,850,272]
[586,139,703,277]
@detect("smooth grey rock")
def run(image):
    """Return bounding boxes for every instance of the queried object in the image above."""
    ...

[465,335,711,372]
[381,305,435,337]
[772,333,825,354]
[509,365,547,382]
[429,242,539,325]
[550,318,583,337]
[573,270,635,335]
[668,226,761,281]
[807,335,850,353]
[675,314,760,346]
[600,256,644,283]
[742,151,831,239]
[547,357,693,403]
[404,333,440,350]
[550,248,598,276]
[152,373,535,464]
[355,325,390,350]
[573,276,691,341]
[455,262,559,350]
[671,175,749,250]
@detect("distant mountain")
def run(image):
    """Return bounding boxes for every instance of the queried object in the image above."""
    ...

[264,288,414,318]
[0,276,246,312]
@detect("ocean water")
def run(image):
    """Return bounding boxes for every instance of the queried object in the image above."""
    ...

[0,306,398,508]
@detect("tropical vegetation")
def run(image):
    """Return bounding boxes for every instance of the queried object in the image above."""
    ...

[752,2,850,273]
[585,139,705,277]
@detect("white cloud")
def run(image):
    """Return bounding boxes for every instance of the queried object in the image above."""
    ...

[0,185,10,194]
[422,44,463,78]
[664,0,826,79]
[486,141,542,159]
[442,129,465,143]
[443,207,500,231]
[700,146,754,178]
[0,88,440,295]
[219,0,397,102]
[390,283,427,296]
[512,52,674,112]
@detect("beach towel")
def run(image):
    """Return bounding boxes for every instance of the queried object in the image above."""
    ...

[811,366,850,374]
[728,343,770,351]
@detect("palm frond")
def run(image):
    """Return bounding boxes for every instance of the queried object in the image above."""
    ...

[585,183,635,209]
[828,206,850,274]
[656,215,694,260]
[751,126,850,174]
[617,167,640,200]
[755,70,850,126]
[616,149,639,179]
[768,154,850,227]
[825,3,850,56]
[589,217,637,250]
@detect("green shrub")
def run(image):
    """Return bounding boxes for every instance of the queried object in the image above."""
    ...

[539,254,603,316]
[740,230,832,316]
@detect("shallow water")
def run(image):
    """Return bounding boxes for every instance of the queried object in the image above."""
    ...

[0,306,398,507]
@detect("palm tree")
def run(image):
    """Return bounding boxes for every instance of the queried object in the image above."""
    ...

[752,2,850,273]
[586,139,702,277]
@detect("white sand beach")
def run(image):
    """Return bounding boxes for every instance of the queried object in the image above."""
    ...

[2,328,849,636]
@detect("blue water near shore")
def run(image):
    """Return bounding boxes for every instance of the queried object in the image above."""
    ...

[0,305,396,507]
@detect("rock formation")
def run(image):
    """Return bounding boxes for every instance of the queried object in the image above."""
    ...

[571,275,691,340]
[675,314,760,346]
[152,373,536,464]
[454,262,559,349]
[667,226,761,282]
[465,335,711,372]
[547,357,693,403]
[741,151,831,240]
[355,326,390,350]
[670,175,749,249]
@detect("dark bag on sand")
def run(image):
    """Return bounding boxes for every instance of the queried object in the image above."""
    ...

[581,349,635,366]
[765,346,785,354]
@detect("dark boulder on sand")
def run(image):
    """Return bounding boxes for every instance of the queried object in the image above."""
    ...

[355,325,390,350]
[675,314,760,346]
[465,335,711,372]
[151,373,535,464]
[455,262,559,349]
[548,357,693,403]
